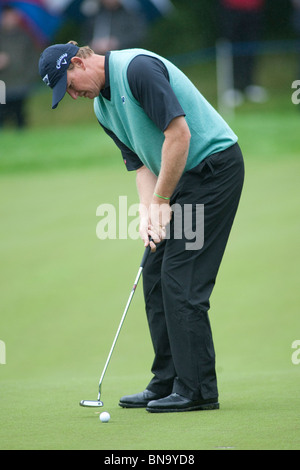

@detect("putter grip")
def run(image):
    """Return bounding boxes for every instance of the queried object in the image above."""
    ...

[140,238,153,268]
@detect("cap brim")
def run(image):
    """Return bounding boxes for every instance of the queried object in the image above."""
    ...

[52,73,67,109]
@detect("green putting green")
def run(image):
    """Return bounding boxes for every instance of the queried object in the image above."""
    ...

[0,110,299,450]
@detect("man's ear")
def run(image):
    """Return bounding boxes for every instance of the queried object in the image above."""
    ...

[70,57,85,69]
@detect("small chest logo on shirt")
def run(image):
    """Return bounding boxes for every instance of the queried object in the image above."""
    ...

[121,96,126,104]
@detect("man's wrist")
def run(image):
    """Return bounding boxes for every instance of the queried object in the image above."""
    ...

[153,192,171,201]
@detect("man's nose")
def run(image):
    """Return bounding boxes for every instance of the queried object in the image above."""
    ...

[67,89,78,100]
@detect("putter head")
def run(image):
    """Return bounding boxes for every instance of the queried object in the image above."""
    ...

[80,400,104,408]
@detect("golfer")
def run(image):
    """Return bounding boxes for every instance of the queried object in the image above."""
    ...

[39,42,244,413]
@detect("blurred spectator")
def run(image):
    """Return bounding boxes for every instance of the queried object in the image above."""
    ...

[123,0,173,23]
[218,0,269,106]
[292,0,300,32]
[0,6,39,129]
[80,0,148,54]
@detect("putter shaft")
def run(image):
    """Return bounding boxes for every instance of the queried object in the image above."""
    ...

[80,243,151,408]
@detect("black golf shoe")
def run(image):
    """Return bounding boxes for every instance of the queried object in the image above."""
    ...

[119,389,167,408]
[146,393,220,413]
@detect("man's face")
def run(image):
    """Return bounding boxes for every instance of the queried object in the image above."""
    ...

[66,59,100,101]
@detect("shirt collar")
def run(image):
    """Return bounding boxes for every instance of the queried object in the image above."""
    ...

[101,51,111,100]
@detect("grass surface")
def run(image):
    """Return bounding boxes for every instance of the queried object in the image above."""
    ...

[0,65,300,449]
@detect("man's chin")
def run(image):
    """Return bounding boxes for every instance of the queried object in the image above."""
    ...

[86,93,97,99]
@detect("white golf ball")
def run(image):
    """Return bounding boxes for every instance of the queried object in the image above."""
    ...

[100,411,110,423]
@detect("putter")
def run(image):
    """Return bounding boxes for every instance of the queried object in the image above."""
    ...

[80,241,152,408]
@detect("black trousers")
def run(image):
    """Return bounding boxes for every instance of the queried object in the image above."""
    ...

[143,143,245,401]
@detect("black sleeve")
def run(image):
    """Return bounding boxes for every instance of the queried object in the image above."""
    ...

[100,123,144,172]
[127,55,186,132]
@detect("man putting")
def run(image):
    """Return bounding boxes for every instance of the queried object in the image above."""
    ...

[39,42,244,413]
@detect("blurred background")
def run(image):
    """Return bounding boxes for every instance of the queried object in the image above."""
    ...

[0,0,299,128]
[0,0,299,450]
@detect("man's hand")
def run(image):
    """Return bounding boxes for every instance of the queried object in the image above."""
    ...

[147,197,172,251]
[139,211,155,250]
[139,197,172,252]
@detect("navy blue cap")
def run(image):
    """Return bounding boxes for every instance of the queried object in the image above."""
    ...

[39,43,80,109]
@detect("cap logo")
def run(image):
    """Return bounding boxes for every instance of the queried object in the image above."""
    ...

[43,74,51,86]
[56,53,68,70]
